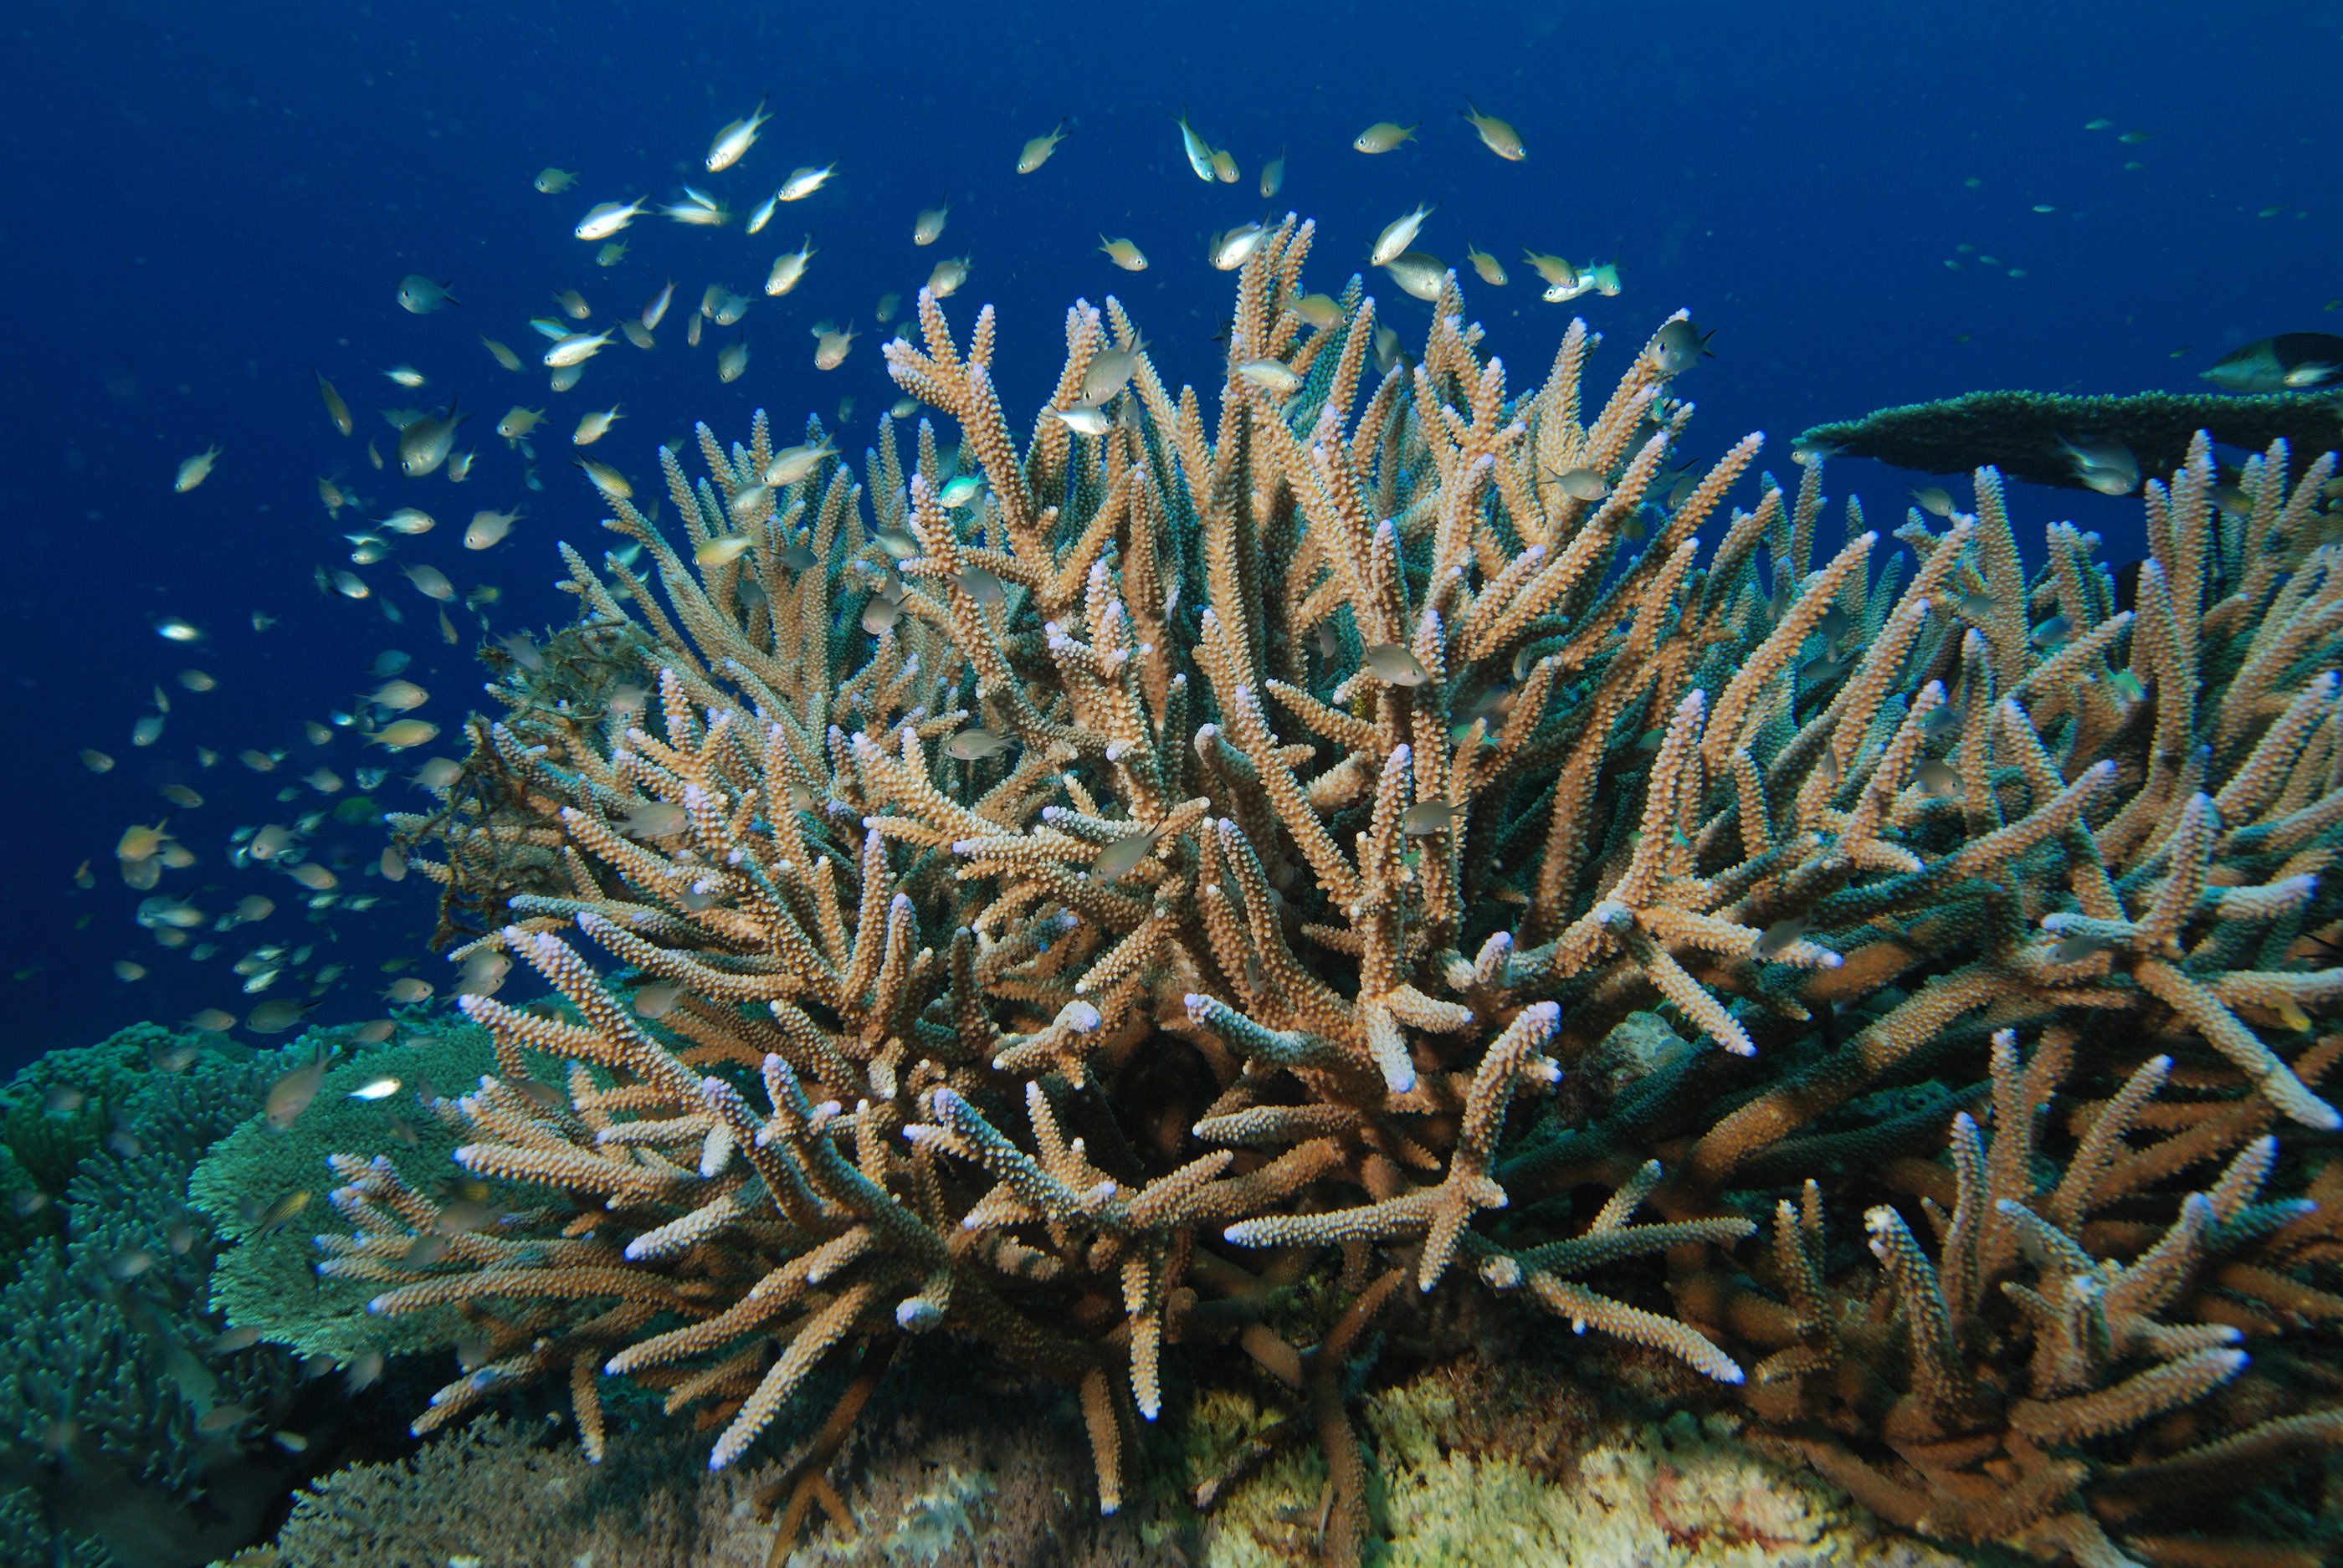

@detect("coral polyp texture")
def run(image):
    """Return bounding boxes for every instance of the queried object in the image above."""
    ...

[367,218,2343,1565]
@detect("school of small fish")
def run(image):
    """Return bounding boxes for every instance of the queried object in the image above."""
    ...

[84,87,1665,1051]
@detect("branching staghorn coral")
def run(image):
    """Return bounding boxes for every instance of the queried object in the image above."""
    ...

[375,219,2343,1565]
[1730,1029,2343,1568]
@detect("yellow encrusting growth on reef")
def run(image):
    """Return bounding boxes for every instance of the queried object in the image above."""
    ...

[364,219,2343,1566]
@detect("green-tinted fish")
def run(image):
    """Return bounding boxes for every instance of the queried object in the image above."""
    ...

[944,727,1011,761]
[926,254,972,297]
[1755,915,1811,959]
[1259,148,1285,198]
[1237,358,1301,395]
[1370,202,1434,266]
[396,274,459,314]
[264,1050,328,1125]
[368,718,442,750]
[1091,829,1160,881]
[1461,103,1525,161]
[1382,252,1445,301]
[1174,110,1216,182]
[956,565,1005,604]
[174,445,221,492]
[1209,223,1266,270]
[1081,339,1146,404]
[534,167,578,193]
[575,196,649,241]
[396,398,464,478]
[766,235,816,297]
[497,406,546,440]
[777,164,833,201]
[315,372,353,436]
[1525,250,1590,303]
[812,321,858,370]
[1401,801,1457,835]
[706,95,770,173]
[1363,643,1429,686]
[1017,118,1069,173]
[1353,120,1418,154]
[641,279,674,330]
[2058,435,2139,495]
[1291,293,1344,329]
[544,329,612,369]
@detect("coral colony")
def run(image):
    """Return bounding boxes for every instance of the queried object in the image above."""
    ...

[14,227,2339,1566]
[315,226,2343,1565]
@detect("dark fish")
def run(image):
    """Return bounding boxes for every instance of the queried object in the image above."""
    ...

[265,1052,329,1129]
[1649,319,1717,376]
[2202,332,2343,393]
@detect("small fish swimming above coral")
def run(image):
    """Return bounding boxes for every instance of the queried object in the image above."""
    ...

[248,224,2343,1568]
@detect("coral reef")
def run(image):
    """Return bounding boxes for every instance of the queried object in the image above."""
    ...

[1796,387,2343,492]
[239,1414,609,1568]
[190,1019,507,1364]
[234,1343,1186,1567]
[341,225,2343,1566]
[0,1027,316,1568]
[1730,1030,2343,1568]
[231,1337,1972,1568]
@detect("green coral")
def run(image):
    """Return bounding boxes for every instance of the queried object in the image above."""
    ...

[0,1022,226,1247]
[190,1020,500,1363]
[0,1025,312,1568]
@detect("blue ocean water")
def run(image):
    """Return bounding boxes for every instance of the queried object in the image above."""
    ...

[2,0,2336,1068]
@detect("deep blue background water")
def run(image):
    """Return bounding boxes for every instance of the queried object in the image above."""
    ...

[3,0,2336,1068]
